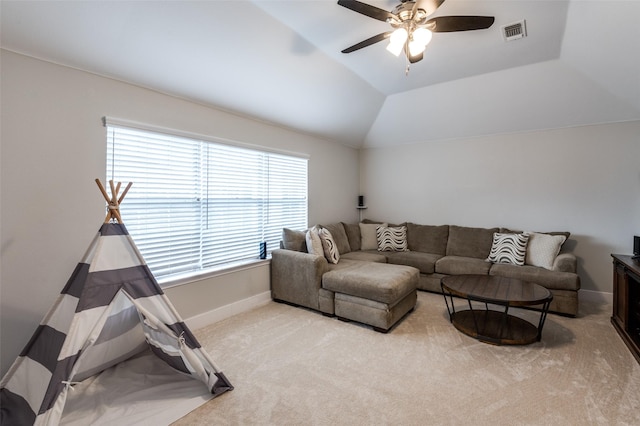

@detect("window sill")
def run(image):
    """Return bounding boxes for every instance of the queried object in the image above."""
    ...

[159,258,271,289]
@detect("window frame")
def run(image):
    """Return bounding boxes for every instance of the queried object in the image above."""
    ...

[103,117,308,287]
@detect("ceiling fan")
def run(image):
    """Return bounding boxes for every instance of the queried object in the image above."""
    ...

[337,0,495,64]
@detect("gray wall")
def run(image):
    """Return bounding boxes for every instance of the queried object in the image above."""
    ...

[360,122,640,296]
[0,50,360,376]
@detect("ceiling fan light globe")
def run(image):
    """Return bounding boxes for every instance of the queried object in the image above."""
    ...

[386,27,408,56]
[386,40,404,56]
[389,27,408,45]
[408,40,426,56]
[412,28,432,46]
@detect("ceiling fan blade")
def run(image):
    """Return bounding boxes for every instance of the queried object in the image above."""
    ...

[337,0,395,22]
[427,16,495,32]
[341,31,392,53]
[415,0,446,17]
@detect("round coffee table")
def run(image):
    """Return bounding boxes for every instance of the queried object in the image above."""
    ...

[441,275,553,345]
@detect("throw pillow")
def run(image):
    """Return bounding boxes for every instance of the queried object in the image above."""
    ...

[525,232,567,270]
[320,223,351,254]
[318,227,340,264]
[341,222,361,252]
[359,222,387,250]
[376,226,409,252]
[486,233,529,266]
[282,228,307,252]
[305,226,324,256]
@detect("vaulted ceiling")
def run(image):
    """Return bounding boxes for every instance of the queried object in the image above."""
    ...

[2,1,639,148]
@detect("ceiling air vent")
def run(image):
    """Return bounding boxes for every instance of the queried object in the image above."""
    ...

[502,20,527,42]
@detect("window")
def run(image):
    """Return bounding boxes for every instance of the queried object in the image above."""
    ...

[105,119,308,284]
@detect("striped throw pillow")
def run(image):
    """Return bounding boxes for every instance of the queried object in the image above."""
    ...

[376,226,408,252]
[318,227,340,264]
[486,233,529,265]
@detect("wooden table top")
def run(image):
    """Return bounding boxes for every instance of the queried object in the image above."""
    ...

[441,275,552,307]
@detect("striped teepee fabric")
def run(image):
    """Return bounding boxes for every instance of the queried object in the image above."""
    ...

[0,223,232,425]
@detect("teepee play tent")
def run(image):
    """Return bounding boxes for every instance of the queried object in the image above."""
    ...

[1,180,232,425]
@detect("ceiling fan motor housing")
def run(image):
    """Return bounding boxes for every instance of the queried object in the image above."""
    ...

[390,1,428,27]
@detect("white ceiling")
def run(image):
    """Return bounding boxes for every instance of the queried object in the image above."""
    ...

[2,0,639,148]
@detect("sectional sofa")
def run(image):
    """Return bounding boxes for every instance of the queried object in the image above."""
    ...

[271,221,581,330]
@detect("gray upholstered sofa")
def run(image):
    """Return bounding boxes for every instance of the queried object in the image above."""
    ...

[271,221,581,323]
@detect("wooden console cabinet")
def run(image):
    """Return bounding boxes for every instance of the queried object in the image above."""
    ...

[611,254,640,364]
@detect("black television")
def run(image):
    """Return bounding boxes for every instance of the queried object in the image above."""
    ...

[634,235,640,259]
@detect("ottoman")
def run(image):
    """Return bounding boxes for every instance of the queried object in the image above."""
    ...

[322,262,419,332]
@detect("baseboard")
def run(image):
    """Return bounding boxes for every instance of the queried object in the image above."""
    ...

[185,291,272,330]
[580,289,613,305]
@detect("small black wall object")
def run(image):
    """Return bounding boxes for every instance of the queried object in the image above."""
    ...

[358,195,364,207]
[260,241,267,259]
[634,235,640,257]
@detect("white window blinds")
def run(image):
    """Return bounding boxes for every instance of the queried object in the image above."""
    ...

[105,121,308,283]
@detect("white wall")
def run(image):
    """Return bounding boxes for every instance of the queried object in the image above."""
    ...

[0,50,360,376]
[360,122,640,296]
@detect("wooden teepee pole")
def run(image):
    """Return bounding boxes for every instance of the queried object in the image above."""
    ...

[96,178,133,224]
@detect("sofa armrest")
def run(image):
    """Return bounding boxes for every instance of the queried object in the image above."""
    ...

[552,252,577,273]
[271,249,329,310]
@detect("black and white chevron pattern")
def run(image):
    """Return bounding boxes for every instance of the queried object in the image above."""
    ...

[319,227,340,263]
[377,226,408,252]
[486,232,529,265]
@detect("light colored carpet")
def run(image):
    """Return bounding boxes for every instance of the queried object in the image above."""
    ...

[173,291,640,425]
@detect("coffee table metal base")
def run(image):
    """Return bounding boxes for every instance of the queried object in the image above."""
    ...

[441,276,552,346]
[450,309,543,345]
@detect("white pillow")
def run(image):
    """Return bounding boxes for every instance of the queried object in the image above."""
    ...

[525,232,567,270]
[305,226,324,256]
[377,226,408,252]
[359,222,387,250]
[318,227,340,264]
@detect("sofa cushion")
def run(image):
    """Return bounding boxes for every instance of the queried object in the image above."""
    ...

[446,225,499,259]
[318,227,340,264]
[386,251,441,274]
[525,232,567,270]
[282,228,307,252]
[486,233,529,266]
[326,258,363,271]
[377,225,408,252]
[340,251,388,263]
[435,255,492,275]
[490,263,580,291]
[322,262,418,305]
[305,226,324,256]
[406,223,449,255]
[360,222,387,250]
[321,223,351,254]
[341,222,361,252]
